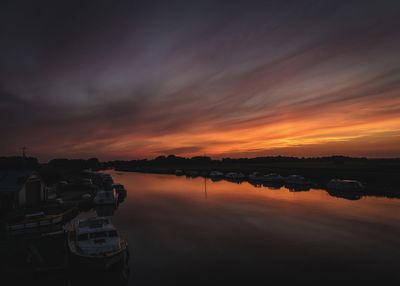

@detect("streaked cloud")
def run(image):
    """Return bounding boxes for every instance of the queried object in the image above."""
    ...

[0,0,399,160]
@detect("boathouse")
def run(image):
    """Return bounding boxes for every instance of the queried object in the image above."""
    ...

[0,171,47,213]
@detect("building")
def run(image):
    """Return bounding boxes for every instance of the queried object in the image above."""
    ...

[0,171,47,213]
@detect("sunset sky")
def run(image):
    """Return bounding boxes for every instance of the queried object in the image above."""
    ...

[1,0,400,160]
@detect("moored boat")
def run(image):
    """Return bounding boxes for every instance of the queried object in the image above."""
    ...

[113,183,126,195]
[249,172,284,183]
[185,170,199,177]
[248,172,262,181]
[113,183,127,202]
[174,170,184,176]
[67,217,129,270]
[6,206,79,234]
[94,190,118,206]
[209,171,224,178]
[262,173,285,183]
[327,179,364,192]
[285,175,310,185]
[225,172,246,181]
[101,174,114,190]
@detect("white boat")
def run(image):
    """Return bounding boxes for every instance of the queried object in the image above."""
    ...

[285,175,310,185]
[209,171,224,178]
[174,170,184,176]
[248,172,284,183]
[262,173,284,183]
[327,179,364,192]
[67,217,128,270]
[248,172,261,180]
[94,190,117,205]
[185,170,199,177]
[225,172,246,180]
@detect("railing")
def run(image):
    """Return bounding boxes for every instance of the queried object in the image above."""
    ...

[8,215,62,231]
[6,207,78,234]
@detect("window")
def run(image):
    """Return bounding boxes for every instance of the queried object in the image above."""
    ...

[108,230,118,237]
[90,231,107,238]
[78,233,89,241]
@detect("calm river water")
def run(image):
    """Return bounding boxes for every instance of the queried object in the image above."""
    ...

[102,170,400,285]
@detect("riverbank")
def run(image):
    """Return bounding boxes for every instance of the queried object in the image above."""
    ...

[113,159,400,198]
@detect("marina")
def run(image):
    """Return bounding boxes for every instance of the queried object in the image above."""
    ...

[3,170,400,284]
[0,169,130,285]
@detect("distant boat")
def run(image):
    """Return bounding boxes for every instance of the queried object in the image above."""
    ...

[225,172,246,181]
[285,175,311,192]
[94,190,117,206]
[327,179,364,192]
[285,175,310,185]
[209,171,224,178]
[174,170,184,176]
[185,170,199,177]
[67,217,129,270]
[249,172,284,183]
[248,172,261,181]
[262,173,285,183]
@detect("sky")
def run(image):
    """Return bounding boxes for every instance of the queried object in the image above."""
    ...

[1,0,400,161]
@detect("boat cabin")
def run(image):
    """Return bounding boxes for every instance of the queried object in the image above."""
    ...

[94,190,117,205]
[74,217,122,255]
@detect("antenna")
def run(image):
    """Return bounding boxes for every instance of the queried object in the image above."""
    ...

[21,146,27,158]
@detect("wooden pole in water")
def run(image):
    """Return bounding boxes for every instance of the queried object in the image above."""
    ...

[204,176,207,200]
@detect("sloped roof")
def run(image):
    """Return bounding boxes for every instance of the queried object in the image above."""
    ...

[0,170,33,194]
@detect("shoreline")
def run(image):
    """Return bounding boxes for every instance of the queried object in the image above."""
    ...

[113,166,400,199]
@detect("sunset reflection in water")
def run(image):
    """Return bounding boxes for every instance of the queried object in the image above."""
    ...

[106,171,400,285]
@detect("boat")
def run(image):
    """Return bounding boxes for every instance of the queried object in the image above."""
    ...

[262,173,284,183]
[248,172,261,181]
[248,172,284,183]
[284,175,311,192]
[94,190,117,206]
[101,174,114,189]
[95,205,116,217]
[285,175,310,185]
[209,171,224,178]
[225,172,246,181]
[82,178,93,186]
[67,217,129,270]
[113,183,126,195]
[174,170,184,176]
[113,183,127,202]
[6,207,79,234]
[185,170,199,177]
[327,179,364,192]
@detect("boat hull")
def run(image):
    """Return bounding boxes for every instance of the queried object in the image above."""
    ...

[69,247,129,270]
[67,222,129,270]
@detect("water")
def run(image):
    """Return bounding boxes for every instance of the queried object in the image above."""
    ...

[106,171,400,285]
